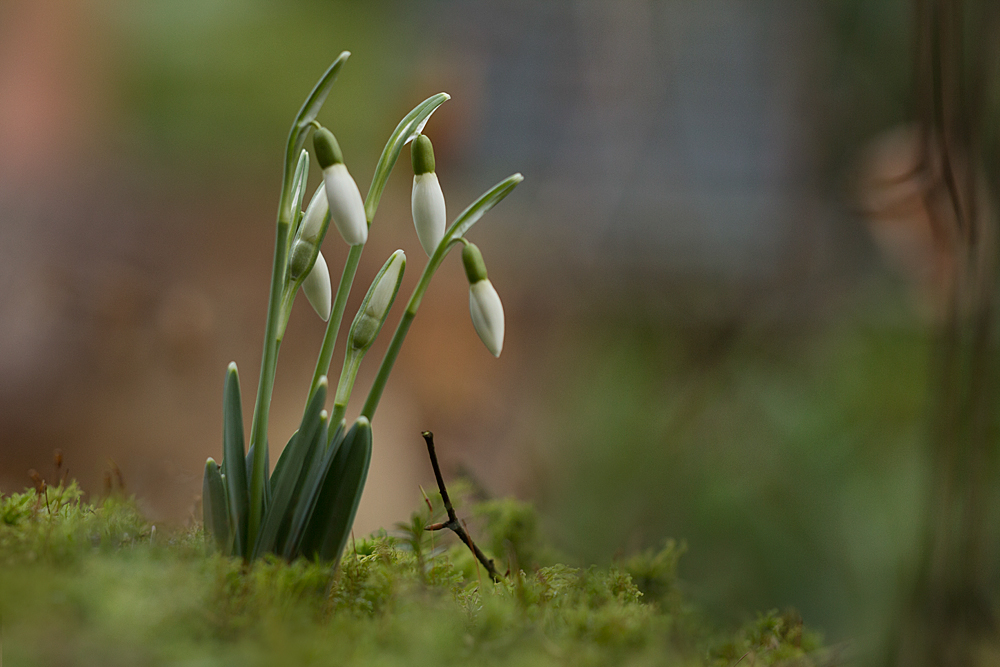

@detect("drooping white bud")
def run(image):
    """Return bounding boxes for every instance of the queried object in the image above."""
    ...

[411,135,446,256]
[469,280,504,358]
[314,128,367,246]
[462,243,504,357]
[301,250,332,321]
[411,173,446,256]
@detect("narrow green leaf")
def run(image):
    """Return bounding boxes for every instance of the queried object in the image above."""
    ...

[365,93,449,222]
[268,431,298,506]
[300,417,372,562]
[245,443,254,484]
[277,417,330,555]
[221,362,248,557]
[203,458,231,552]
[252,379,328,559]
[282,419,347,560]
[293,53,350,142]
[446,173,523,242]
[282,52,350,199]
[288,149,310,238]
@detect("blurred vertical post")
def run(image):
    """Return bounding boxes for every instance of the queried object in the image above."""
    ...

[889,0,1000,663]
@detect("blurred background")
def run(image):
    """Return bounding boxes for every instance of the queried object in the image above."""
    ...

[0,0,972,649]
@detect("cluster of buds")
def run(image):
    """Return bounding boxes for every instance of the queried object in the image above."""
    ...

[287,126,506,359]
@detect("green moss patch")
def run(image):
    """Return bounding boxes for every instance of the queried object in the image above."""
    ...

[1,486,826,666]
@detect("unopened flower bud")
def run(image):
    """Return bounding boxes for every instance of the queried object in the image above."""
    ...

[314,128,367,246]
[411,135,446,256]
[287,239,316,282]
[348,250,405,351]
[301,250,332,321]
[463,243,503,357]
[298,184,329,244]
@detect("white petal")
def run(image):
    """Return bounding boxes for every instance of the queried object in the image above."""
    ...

[299,184,328,243]
[323,164,368,246]
[411,173,446,256]
[469,279,504,357]
[301,250,332,321]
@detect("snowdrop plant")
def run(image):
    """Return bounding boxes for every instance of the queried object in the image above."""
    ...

[203,52,522,563]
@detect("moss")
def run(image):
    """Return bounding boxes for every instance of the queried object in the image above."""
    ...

[0,486,828,666]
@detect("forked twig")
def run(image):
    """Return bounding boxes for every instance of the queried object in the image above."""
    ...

[421,431,503,582]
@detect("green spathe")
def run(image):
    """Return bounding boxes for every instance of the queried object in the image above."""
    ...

[313,127,344,168]
[411,134,436,175]
[462,242,488,284]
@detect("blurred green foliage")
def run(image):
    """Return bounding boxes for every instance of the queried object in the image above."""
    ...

[102,0,417,179]
[0,483,831,665]
[536,295,932,642]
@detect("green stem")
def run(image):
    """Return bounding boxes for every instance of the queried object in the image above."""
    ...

[331,349,363,425]
[276,284,295,343]
[360,238,461,421]
[308,244,362,400]
[247,215,290,547]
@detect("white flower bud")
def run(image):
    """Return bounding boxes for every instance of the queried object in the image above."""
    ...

[314,127,367,246]
[411,173,446,256]
[349,249,405,351]
[298,184,328,244]
[410,135,445,256]
[301,250,332,321]
[469,279,504,358]
[322,164,368,246]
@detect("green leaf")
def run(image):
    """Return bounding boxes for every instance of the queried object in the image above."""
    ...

[288,149,310,239]
[292,53,350,145]
[299,417,372,563]
[245,443,254,484]
[268,430,297,502]
[252,379,328,559]
[248,440,272,517]
[445,173,523,242]
[203,458,231,552]
[282,419,347,560]
[364,93,449,222]
[221,363,248,557]
[281,52,350,201]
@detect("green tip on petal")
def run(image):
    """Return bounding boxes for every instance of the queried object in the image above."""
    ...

[411,134,435,175]
[462,242,488,284]
[314,128,344,168]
